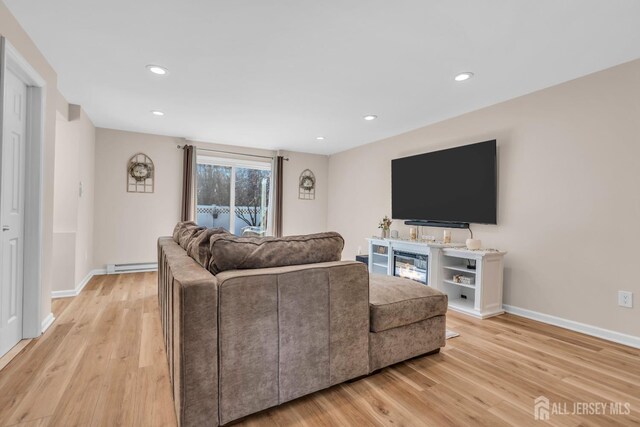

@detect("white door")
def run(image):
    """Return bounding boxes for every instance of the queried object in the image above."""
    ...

[0,69,27,356]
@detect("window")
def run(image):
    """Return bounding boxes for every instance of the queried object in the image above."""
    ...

[196,156,272,236]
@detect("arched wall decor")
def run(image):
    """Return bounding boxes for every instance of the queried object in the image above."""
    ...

[298,169,316,200]
[127,153,155,193]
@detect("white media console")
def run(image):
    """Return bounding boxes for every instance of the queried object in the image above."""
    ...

[367,238,506,319]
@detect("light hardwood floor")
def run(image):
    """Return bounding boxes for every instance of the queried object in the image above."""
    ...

[0,272,638,426]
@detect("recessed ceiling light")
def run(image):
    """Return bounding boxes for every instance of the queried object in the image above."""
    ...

[363,115,378,121]
[316,136,325,141]
[151,110,165,116]
[454,72,474,82]
[146,65,168,75]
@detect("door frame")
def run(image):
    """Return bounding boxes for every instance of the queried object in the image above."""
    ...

[0,37,46,339]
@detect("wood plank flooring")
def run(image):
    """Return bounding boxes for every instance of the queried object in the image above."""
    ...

[0,340,31,372]
[0,272,638,426]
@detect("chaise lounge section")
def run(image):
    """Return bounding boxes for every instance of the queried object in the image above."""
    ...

[158,223,446,426]
[368,274,448,371]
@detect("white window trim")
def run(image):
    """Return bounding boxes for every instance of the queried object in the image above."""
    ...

[197,155,271,170]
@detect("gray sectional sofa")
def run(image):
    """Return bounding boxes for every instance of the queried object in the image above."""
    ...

[158,222,447,426]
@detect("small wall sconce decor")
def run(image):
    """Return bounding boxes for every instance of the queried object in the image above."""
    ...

[298,169,316,200]
[127,153,154,193]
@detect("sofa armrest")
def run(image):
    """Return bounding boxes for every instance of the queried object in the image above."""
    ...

[158,237,218,427]
[215,261,369,424]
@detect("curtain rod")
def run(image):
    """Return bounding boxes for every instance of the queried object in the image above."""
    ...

[177,145,289,161]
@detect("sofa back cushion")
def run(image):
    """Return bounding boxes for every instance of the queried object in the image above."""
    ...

[186,227,229,268]
[172,221,197,242]
[177,223,206,249]
[209,232,344,273]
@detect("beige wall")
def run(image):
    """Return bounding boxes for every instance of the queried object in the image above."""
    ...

[1,3,58,324]
[53,115,79,233]
[328,59,640,337]
[53,104,96,291]
[281,150,329,236]
[94,128,183,267]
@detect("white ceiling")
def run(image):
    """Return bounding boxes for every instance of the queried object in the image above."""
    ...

[5,0,640,155]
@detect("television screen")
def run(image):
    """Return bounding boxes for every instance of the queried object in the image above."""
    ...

[391,140,497,224]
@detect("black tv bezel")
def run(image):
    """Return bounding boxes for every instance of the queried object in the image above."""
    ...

[391,140,497,225]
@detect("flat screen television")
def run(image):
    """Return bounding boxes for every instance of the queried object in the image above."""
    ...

[391,140,497,224]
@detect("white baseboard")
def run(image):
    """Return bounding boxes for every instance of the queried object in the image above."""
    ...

[51,268,104,299]
[41,313,55,333]
[50,289,77,299]
[51,265,157,299]
[503,304,640,349]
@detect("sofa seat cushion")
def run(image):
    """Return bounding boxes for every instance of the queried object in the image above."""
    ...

[209,232,344,274]
[369,274,448,333]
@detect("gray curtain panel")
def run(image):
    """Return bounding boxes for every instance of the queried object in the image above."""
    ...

[181,145,196,221]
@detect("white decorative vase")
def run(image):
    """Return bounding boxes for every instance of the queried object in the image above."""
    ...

[466,238,481,250]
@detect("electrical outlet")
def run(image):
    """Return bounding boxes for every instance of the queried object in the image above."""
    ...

[618,291,633,308]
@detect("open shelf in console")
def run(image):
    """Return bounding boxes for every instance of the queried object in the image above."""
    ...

[441,279,476,314]
[438,247,506,319]
[442,254,476,289]
[447,297,476,315]
[442,279,475,290]
[443,264,476,274]
[370,242,389,275]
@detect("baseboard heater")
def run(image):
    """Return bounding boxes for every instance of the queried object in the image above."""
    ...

[106,262,158,274]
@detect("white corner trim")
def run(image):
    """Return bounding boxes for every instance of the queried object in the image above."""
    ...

[41,313,55,333]
[503,304,640,350]
[51,269,105,299]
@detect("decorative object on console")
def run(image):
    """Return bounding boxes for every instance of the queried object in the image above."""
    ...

[453,274,474,285]
[409,227,417,240]
[466,238,481,250]
[127,153,154,193]
[378,215,392,238]
[298,169,316,200]
[390,230,399,238]
[443,229,451,244]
